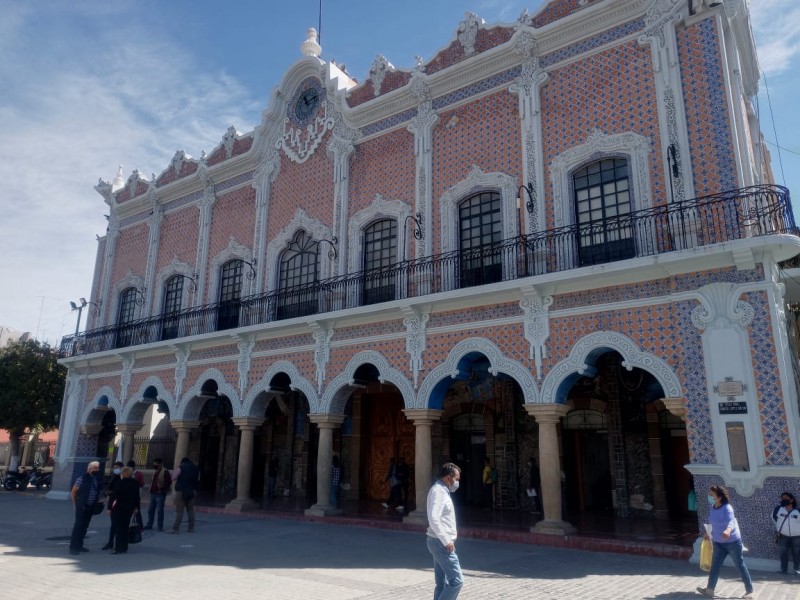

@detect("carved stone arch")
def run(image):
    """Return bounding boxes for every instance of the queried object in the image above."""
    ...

[347,195,412,272]
[417,338,539,409]
[152,258,196,314]
[243,360,319,416]
[179,368,240,420]
[439,166,519,254]
[83,386,121,426]
[207,237,255,301]
[539,331,682,405]
[109,272,145,324]
[265,208,334,292]
[123,376,176,424]
[550,129,653,229]
[320,350,415,414]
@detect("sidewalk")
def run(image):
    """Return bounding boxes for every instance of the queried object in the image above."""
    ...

[1,491,797,599]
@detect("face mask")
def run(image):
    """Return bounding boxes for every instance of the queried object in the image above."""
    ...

[707,495,716,506]
[113,468,121,475]
[781,499,791,507]
[448,480,460,494]
[152,464,159,469]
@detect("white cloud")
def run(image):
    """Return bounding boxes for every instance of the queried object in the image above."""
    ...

[0,4,260,343]
[749,0,800,74]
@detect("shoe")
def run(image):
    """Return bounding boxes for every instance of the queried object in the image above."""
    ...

[696,587,715,598]
[79,547,89,552]
[381,502,388,508]
[167,529,179,534]
[142,525,152,530]
[102,544,112,550]
[742,593,754,599]
[397,505,404,511]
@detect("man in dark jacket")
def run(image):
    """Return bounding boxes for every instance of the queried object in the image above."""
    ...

[167,457,199,533]
[69,461,102,555]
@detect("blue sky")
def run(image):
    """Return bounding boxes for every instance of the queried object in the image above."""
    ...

[0,0,798,346]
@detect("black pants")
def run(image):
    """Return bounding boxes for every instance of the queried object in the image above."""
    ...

[111,509,133,553]
[69,506,94,551]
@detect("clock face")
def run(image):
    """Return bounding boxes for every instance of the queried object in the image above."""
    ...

[294,87,320,121]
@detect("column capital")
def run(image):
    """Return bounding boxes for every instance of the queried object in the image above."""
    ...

[231,417,265,431]
[115,424,142,435]
[403,409,443,425]
[308,413,345,427]
[170,420,201,433]
[660,397,686,421]
[524,403,570,424]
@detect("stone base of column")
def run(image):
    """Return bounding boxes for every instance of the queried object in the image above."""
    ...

[224,498,260,512]
[403,510,428,526]
[532,519,575,536]
[46,490,70,501]
[304,504,342,517]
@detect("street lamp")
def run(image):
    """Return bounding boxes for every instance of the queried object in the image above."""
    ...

[70,299,87,337]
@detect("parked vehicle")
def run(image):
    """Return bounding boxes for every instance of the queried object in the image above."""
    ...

[1,466,51,490]
[28,467,52,489]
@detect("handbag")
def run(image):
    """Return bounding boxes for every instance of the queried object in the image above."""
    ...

[92,501,105,515]
[128,512,143,544]
[699,538,712,571]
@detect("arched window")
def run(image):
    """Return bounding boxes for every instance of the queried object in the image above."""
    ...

[160,275,184,340]
[363,219,397,305]
[573,158,634,266]
[458,191,502,288]
[277,231,319,320]
[217,260,243,330]
[115,287,137,348]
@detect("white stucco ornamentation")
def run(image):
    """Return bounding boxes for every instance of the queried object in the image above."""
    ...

[540,331,683,404]
[320,350,415,414]
[179,368,240,419]
[457,11,483,57]
[244,360,319,415]
[402,308,429,388]
[265,209,333,291]
[125,375,175,423]
[691,283,755,330]
[277,103,334,164]
[236,335,255,400]
[173,345,189,404]
[348,195,412,271]
[520,292,553,380]
[311,323,334,394]
[369,54,394,96]
[207,237,255,300]
[407,75,438,258]
[153,258,196,313]
[417,338,540,408]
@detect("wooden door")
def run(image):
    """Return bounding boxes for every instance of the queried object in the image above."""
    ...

[365,392,414,501]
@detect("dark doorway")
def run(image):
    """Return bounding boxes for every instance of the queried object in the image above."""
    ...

[449,414,486,507]
[563,428,613,513]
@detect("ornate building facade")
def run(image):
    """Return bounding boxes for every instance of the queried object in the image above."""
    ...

[55,0,798,567]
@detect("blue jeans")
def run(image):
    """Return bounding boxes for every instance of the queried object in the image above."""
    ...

[426,535,463,600]
[146,492,166,530]
[706,539,753,593]
[779,534,800,573]
[330,482,338,507]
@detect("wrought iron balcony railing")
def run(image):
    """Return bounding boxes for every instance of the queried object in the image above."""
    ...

[60,185,795,358]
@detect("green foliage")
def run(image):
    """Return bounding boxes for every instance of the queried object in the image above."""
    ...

[0,339,66,437]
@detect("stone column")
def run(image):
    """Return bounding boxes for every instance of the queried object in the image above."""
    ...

[170,421,200,469]
[305,414,345,517]
[525,404,574,535]
[225,418,264,512]
[661,397,686,422]
[115,425,140,466]
[403,409,442,525]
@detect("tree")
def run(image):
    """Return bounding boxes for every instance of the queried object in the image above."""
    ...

[0,339,66,466]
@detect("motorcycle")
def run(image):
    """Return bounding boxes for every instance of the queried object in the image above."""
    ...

[2,468,32,491]
[28,468,52,490]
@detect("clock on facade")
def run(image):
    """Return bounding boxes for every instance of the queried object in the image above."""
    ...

[294,87,320,121]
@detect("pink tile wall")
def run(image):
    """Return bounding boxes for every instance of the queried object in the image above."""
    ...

[111,222,149,285]
[532,0,586,28]
[156,208,200,272]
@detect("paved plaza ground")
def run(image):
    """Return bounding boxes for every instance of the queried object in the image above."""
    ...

[1,491,797,599]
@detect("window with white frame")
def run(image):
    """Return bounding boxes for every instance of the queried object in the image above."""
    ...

[277,231,319,319]
[362,219,397,305]
[458,191,503,288]
[217,260,243,330]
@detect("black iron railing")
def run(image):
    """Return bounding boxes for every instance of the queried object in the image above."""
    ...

[60,185,795,358]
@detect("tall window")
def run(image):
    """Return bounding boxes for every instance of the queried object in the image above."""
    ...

[363,219,397,305]
[574,158,634,266]
[277,231,318,320]
[160,275,184,340]
[217,260,243,330]
[115,287,137,348]
[458,191,503,288]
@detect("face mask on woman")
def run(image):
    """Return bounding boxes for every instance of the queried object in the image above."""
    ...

[781,499,791,507]
[113,468,121,475]
[707,494,716,506]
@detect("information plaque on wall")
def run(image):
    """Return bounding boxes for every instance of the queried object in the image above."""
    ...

[719,401,748,414]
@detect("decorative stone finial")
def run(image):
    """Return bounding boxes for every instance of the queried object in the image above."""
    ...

[111,164,125,192]
[301,27,321,58]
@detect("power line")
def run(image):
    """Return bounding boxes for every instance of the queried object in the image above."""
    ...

[763,139,800,158]
[762,70,787,186]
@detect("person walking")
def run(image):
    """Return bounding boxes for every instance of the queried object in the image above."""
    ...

[773,491,800,575]
[482,457,494,510]
[426,463,464,600]
[397,456,411,509]
[167,457,199,533]
[696,484,754,598]
[101,461,124,550]
[108,466,141,554]
[330,455,342,508]
[68,461,102,555]
[381,457,403,511]
[143,458,171,531]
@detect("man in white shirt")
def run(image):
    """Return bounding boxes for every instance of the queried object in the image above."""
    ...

[426,463,463,600]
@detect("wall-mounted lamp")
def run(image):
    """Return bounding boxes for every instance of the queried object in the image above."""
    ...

[317,237,339,261]
[404,212,424,241]
[518,182,535,214]
[134,286,147,306]
[240,258,258,281]
[667,144,680,203]
[173,272,199,293]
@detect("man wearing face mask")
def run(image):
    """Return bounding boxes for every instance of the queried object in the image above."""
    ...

[101,461,125,550]
[426,463,463,600]
[68,461,102,555]
[143,458,172,531]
